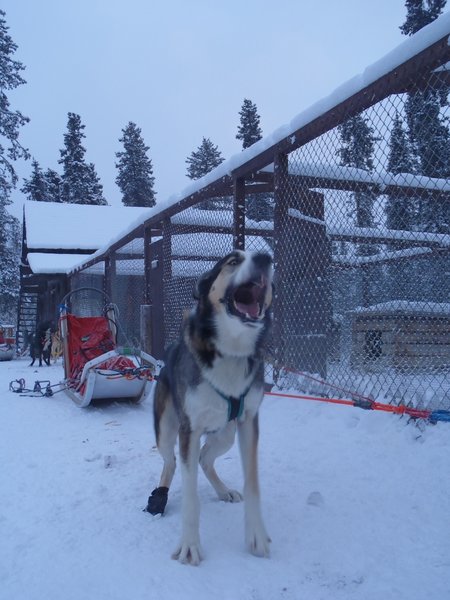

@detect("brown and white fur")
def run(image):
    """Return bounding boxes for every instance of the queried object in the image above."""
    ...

[147,250,273,565]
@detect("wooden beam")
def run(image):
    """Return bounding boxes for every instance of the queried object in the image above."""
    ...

[26,248,97,255]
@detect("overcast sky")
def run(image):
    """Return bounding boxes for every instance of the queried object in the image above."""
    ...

[4,0,411,216]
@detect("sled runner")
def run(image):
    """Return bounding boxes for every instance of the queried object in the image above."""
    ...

[59,288,156,407]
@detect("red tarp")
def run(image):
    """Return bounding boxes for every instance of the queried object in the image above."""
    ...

[64,314,135,383]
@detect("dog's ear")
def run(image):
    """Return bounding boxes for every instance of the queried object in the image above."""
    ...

[193,268,217,300]
[193,252,240,301]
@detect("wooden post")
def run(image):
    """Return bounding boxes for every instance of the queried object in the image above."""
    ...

[140,304,153,355]
[272,153,332,379]
[142,235,165,358]
[143,225,152,305]
[104,253,116,301]
[233,177,246,250]
[285,185,331,378]
[272,153,289,381]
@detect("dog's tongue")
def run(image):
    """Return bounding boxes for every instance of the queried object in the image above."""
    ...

[235,299,260,318]
[235,284,261,318]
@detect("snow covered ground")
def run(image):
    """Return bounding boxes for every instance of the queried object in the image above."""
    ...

[1,357,449,600]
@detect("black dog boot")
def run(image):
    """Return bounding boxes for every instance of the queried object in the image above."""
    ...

[145,486,169,515]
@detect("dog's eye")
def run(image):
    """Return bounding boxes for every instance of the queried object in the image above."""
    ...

[228,259,239,267]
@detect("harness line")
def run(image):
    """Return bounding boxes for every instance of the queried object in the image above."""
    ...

[272,366,450,424]
[265,391,450,424]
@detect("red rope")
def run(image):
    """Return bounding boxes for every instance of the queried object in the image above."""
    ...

[279,366,374,403]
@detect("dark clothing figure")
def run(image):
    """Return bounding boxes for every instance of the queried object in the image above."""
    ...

[30,321,52,367]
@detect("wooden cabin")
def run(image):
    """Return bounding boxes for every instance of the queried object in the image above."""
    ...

[351,302,450,372]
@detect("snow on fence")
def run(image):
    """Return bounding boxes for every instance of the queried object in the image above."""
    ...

[69,14,450,415]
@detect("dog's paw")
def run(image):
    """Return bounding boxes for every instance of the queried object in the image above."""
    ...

[171,540,204,566]
[246,525,271,558]
[218,488,243,503]
[145,486,168,515]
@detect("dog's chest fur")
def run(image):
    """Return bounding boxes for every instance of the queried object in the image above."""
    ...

[213,311,263,358]
[185,354,263,433]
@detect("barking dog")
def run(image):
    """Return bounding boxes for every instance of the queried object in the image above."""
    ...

[146,250,273,565]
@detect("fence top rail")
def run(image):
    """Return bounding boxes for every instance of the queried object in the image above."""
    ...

[69,11,450,276]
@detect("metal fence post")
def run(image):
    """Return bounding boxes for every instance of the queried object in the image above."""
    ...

[233,177,246,250]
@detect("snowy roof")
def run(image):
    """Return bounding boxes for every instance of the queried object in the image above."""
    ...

[24,202,152,251]
[27,253,92,274]
[70,11,450,274]
[354,301,450,317]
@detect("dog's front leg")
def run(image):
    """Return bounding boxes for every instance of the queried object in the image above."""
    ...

[172,427,204,565]
[238,413,270,557]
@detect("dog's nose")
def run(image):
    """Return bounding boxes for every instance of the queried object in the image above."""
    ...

[252,253,272,269]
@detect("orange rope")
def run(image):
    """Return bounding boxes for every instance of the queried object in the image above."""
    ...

[265,391,432,420]
[266,391,355,407]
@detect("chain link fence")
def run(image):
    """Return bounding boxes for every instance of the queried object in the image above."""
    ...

[69,31,450,416]
[109,235,146,347]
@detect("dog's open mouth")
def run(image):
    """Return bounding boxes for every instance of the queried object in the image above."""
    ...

[229,279,267,321]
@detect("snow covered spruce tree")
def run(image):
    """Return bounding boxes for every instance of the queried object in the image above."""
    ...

[236,99,273,221]
[58,112,107,205]
[22,161,63,202]
[400,0,446,35]
[185,137,224,209]
[0,9,29,321]
[115,122,156,207]
[0,208,21,321]
[386,112,416,231]
[401,0,450,233]
[186,136,224,179]
[44,169,63,202]
[21,159,48,201]
[338,114,379,255]
[236,98,263,149]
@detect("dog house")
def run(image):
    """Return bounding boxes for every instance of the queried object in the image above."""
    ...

[351,302,450,372]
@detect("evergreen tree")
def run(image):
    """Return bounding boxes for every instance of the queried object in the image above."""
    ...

[400,0,446,35]
[386,112,416,231]
[21,159,48,201]
[0,204,20,323]
[236,98,273,221]
[0,10,29,321]
[0,10,30,201]
[58,112,107,205]
[338,114,377,173]
[387,113,416,175]
[186,137,224,209]
[115,122,156,207]
[401,0,450,232]
[236,98,263,149]
[338,114,379,255]
[44,169,63,202]
[186,137,224,179]
[85,162,107,205]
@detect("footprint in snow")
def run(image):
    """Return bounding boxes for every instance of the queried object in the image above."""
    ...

[307,491,324,507]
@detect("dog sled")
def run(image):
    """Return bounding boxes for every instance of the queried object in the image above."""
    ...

[59,288,157,407]
[0,325,16,361]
